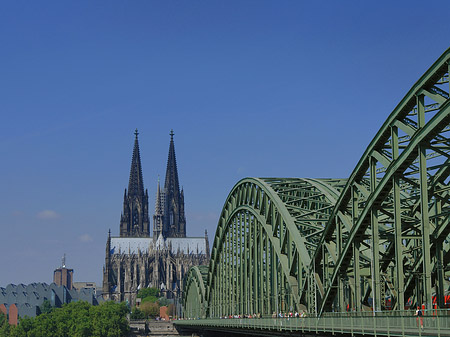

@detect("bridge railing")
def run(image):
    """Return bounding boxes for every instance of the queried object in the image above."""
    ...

[175,310,450,337]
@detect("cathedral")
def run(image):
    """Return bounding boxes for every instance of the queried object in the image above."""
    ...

[102,130,210,305]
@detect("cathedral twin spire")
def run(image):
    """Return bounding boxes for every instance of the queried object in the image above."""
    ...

[120,129,150,237]
[162,130,186,238]
[128,129,145,198]
[120,129,186,238]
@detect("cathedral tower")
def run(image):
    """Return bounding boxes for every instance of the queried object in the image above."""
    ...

[103,129,209,304]
[160,130,186,238]
[119,129,150,237]
[152,177,164,240]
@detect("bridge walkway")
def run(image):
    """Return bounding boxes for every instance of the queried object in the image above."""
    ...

[175,313,450,337]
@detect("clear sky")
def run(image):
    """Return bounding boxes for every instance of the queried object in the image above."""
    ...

[1,1,450,286]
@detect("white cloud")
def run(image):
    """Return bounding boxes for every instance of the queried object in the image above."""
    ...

[79,234,93,243]
[36,210,60,219]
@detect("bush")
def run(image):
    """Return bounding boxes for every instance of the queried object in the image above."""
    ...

[140,302,160,318]
[130,307,145,320]
[157,297,170,307]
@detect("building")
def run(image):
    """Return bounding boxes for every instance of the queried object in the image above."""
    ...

[0,282,100,323]
[73,282,98,294]
[53,255,73,290]
[102,130,210,305]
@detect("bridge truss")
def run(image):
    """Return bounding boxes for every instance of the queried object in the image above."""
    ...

[183,48,450,318]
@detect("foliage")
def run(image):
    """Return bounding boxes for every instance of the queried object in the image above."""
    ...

[0,311,11,336]
[1,301,129,337]
[39,300,53,315]
[140,295,158,304]
[139,302,159,318]
[157,297,170,307]
[136,287,160,307]
[137,287,159,299]
[130,307,145,320]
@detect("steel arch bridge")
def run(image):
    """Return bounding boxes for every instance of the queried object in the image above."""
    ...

[183,47,450,321]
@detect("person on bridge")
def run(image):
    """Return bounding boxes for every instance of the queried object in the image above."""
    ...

[415,306,423,330]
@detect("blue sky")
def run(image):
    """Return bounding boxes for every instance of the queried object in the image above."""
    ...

[1,1,450,286]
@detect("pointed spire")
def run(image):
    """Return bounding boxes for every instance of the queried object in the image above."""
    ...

[128,129,145,197]
[106,229,111,256]
[155,177,162,213]
[120,130,150,237]
[205,229,210,259]
[153,176,164,240]
[164,129,180,195]
[162,129,186,238]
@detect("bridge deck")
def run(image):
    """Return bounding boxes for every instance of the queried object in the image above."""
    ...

[175,315,450,337]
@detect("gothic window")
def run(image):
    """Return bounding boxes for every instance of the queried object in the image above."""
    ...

[132,208,139,230]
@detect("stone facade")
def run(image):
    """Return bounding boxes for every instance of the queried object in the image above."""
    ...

[102,130,209,305]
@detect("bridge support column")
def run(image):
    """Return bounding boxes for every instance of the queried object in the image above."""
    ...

[337,216,344,312]
[353,241,361,312]
[392,125,405,310]
[436,240,445,308]
[352,185,361,312]
[238,215,243,316]
[370,157,382,312]
[265,233,271,315]
[272,242,278,315]
[418,94,433,311]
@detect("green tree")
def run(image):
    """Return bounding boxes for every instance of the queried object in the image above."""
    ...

[0,311,11,336]
[90,301,129,337]
[157,297,170,307]
[137,287,159,299]
[39,299,53,315]
[140,302,159,319]
[140,295,158,304]
[130,307,145,320]
[2,301,129,337]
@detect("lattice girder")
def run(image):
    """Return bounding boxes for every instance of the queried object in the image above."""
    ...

[183,266,208,319]
[315,48,450,315]
[182,48,450,319]
[206,178,347,317]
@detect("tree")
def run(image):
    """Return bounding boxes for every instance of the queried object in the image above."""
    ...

[130,307,145,320]
[157,297,170,307]
[140,295,158,304]
[2,301,130,337]
[137,287,160,306]
[137,287,159,299]
[39,299,53,315]
[140,302,159,318]
[0,311,11,336]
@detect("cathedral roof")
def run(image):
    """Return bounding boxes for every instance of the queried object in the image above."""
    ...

[127,129,145,197]
[110,236,207,255]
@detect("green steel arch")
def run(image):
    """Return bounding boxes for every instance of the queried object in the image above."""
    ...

[314,46,450,315]
[182,47,450,319]
[183,265,208,319]
[206,178,347,317]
